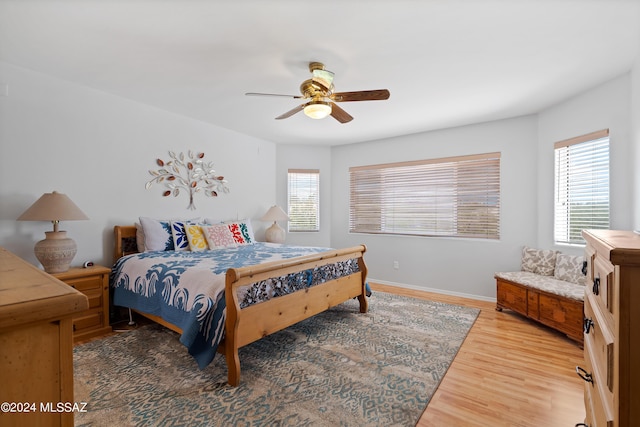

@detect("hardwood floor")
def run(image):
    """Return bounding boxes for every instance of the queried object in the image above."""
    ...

[369,282,585,427]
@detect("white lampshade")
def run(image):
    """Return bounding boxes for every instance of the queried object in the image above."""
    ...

[17,191,89,273]
[304,101,332,119]
[260,205,289,243]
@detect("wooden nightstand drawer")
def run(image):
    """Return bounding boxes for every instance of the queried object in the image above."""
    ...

[66,275,103,292]
[52,265,112,342]
[73,311,103,333]
[82,287,103,310]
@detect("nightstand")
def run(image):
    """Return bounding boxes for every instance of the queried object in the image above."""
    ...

[52,265,112,342]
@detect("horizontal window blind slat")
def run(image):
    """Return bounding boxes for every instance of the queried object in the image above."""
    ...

[350,153,500,239]
[288,169,320,232]
[554,135,610,245]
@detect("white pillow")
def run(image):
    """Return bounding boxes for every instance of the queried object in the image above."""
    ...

[139,217,174,251]
[135,222,145,253]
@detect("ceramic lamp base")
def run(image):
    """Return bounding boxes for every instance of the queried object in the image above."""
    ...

[34,230,77,273]
[264,222,286,244]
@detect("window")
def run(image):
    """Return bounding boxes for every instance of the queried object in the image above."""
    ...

[287,169,320,232]
[554,129,610,245]
[349,152,501,239]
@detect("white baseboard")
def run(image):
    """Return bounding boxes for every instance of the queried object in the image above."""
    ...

[368,278,496,303]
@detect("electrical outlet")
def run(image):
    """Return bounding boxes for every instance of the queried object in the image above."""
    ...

[393,261,399,269]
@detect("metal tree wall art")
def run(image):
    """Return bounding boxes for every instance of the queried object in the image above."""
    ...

[146,150,229,210]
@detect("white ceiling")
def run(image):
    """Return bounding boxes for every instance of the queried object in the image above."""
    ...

[1,0,639,146]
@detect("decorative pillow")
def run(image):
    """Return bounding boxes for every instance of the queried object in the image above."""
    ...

[170,221,190,251]
[202,224,237,249]
[185,224,209,251]
[554,253,586,285]
[139,217,174,251]
[521,246,558,276]
[224,219,255,244]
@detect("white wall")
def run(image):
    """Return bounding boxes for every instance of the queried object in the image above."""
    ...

[330,116,539,299]
[275,144,332,248]
[537,73,633,253]
[633,43,640,231]
[0,61,277,267]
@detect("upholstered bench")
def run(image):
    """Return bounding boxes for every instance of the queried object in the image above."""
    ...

[495,247,585,344]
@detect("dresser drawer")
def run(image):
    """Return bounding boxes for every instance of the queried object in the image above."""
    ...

[581,335,614,427]
[589,255,616,318]
[584,295,614,392]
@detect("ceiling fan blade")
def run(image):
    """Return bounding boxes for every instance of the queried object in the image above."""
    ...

[275,103,306,120]
[329,102,353,123]
[330,89,390,102]
[246,92,304,99]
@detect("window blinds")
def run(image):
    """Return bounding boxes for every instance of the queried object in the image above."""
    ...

[349,152,501,239]
[288,169,320,232]
[554,129,610,245]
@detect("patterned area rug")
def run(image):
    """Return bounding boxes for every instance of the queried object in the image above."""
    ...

[74,291,479,426]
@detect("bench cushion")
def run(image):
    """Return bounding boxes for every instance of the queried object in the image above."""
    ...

[495,271,584,301]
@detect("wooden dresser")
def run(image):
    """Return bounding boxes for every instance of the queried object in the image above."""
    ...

[580,230,640,427]
[52,265,112,342]
[0,247,89,427]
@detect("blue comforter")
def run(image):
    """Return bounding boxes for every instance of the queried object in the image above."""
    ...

[110,243,360,369]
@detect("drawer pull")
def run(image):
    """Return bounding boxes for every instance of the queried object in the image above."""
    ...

[583,318,594,334]
[581,260,588,276]
[592,277,600,296]
[576,366,593,384]
[575,424,589,427]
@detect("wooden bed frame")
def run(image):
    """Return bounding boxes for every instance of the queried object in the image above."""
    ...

[113,225,369,386]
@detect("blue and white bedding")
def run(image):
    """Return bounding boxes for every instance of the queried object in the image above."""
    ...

[110,242,363,369]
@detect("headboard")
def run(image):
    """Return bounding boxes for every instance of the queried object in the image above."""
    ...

[113,225,139,263]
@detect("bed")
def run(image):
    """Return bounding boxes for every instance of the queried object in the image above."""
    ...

[111,224,369,386]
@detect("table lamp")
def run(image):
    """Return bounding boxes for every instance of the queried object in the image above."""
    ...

[260,205,290,243]
[17,191,89,273]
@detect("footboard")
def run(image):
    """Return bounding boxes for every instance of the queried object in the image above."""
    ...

[223,245,368,386]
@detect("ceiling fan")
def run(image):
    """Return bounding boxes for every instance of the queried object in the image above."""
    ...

[246,62,390,123]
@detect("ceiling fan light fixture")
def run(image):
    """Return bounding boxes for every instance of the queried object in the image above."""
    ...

[304,101,331,119]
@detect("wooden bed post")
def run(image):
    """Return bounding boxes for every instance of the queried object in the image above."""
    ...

[224,269,241,387]
[357,246,369,313]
